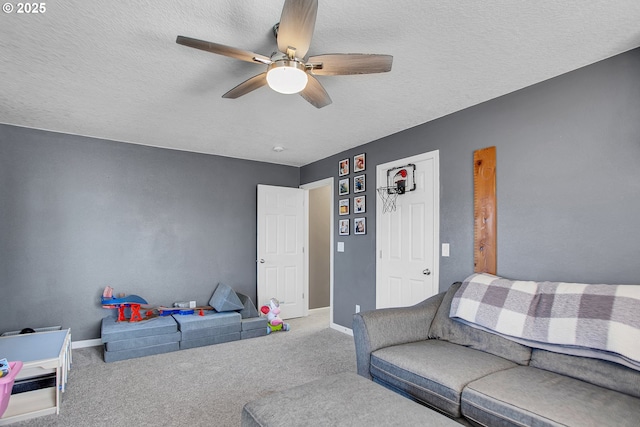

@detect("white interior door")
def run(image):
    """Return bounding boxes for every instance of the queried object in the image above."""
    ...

[257,184,305,319]
[376,151,440,308]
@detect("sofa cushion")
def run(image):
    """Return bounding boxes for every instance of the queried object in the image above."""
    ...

[429,282,532,365]
[179,332,241,350]
[209,283,244,312]
[103,342,179,363]
[104,331,181,352]
[173,311,241,340]
[530,349,640,398]
[237,293,259,319]
[101,315,178,343]
[461,366,640,427]
[370,339,517,418]
[241,317,267,331]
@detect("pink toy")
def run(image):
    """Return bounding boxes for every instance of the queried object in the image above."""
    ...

[260,298,290,334]
[0,361,23,418]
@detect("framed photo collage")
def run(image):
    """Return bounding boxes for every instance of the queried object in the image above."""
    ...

[338,153,367,236]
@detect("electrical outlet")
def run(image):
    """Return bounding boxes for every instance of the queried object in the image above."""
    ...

[355,304,360,313]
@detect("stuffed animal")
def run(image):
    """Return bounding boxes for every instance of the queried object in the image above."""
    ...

[260,298,290,334]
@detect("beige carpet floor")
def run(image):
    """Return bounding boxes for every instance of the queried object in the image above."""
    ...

[11,308,357,426]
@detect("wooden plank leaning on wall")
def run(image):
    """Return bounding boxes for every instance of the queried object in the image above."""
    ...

[473,146,497,274]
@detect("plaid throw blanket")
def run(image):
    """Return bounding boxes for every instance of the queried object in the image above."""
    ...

[450,273,640,370]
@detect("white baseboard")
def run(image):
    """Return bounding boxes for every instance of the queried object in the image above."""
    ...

[331,322,353,336]
[72,338,102,349]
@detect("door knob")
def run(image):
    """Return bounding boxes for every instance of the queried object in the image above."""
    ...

[423,268,431,275]
[259,259,265,264]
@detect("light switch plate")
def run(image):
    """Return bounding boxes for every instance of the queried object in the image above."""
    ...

[442,243,450,257]
[337,242,345,252]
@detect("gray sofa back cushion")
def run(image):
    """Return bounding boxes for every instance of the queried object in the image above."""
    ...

[530,349,640,398]
[429,282,532,365]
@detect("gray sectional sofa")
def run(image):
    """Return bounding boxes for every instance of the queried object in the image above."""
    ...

[353,281,640,426]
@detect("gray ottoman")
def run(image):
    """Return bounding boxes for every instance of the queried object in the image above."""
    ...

[241,372,459,426]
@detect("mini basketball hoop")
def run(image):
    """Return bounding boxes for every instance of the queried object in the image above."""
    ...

[377,185,400,213]
[377,163,417,213]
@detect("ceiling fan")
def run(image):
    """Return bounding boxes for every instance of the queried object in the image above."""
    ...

[176,0,393,108]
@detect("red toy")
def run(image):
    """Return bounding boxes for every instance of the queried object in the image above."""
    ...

[101,286,214,322]
[101,286,149,322]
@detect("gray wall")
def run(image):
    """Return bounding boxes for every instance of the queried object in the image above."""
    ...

[301,47,640,329]
[2,47,639,339]
[308,186,330,309]
[0,125,299,340]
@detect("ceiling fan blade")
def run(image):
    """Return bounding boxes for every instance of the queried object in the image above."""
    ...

[277,0,318,58]
[176,35,271,65]
[307,54,393,76]
[222,73,268,99]
[299,74,331,108]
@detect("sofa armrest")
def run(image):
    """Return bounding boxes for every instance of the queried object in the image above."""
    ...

[353,291,446,379]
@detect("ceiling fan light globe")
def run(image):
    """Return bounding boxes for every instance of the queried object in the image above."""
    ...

[266,61,308,94]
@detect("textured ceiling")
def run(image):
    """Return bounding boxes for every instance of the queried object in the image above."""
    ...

[2,1,640,166]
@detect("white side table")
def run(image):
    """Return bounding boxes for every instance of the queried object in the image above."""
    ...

[0,329,71,424]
